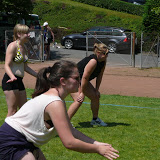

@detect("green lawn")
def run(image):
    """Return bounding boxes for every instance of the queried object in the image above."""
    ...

[0,87,159,160]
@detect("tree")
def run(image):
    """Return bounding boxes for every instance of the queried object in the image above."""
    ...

[142,0,160,33]
[0,0,33,19]
[152,7,160,15]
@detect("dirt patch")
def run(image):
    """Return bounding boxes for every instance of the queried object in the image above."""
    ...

[0,62,160,98]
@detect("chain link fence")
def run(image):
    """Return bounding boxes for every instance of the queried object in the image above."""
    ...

[4,29,160,68]
[5,29,44,62]
[86,31,136,67]
[140,33,160,68]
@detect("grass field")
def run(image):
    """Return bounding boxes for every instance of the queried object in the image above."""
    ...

[0,87,159,160]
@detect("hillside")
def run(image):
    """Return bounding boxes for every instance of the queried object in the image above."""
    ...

[33,0,143,38]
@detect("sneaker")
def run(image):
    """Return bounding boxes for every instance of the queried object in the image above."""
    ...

[90,118,107,127]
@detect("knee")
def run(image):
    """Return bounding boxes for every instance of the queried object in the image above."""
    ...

[90,94,99,101]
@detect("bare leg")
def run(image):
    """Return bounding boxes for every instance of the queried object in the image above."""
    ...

[21,152,35,160]
[46,45,50,60]
[33,148,46,160]
[18,90,27,108]
[47,45,50,59]
[21,149,46,160]
[4,90,26,117]
[68,92,83,120]
[83,82,100,119]
[44,45,48,60]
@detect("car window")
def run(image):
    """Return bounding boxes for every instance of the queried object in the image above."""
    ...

[101,28,112,32]
[87,28,100,35]
[88,28,99,32]
[96,28,112,35]
[112,29,123,36]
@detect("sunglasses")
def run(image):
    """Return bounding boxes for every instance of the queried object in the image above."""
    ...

[69,76,80,82]
[97,50,108,56]
[96,46,109,56]
[101,50,108,56]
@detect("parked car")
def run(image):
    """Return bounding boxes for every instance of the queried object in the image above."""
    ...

[61,26,132,53]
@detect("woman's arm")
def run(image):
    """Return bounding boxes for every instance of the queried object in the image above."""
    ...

[47,26,54,42]
[46,101,97,152]
[76,59,97,102]
[45,101,119,159]
[24,63,37,77]
[4,42,18,82]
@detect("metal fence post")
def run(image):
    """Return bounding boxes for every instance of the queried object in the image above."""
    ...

[41,31,44,61]
[131,32,135,67]
[140,32,143,69]
[86,31,88,57]
[157,35,160,67]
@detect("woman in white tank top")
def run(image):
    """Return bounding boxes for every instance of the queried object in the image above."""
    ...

[0,60,119,160]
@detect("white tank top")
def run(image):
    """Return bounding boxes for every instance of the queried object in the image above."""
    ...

[5,94,62,147]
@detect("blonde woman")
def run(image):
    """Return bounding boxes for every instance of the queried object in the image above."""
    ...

[2,24,37,117]
[68,43,109,126]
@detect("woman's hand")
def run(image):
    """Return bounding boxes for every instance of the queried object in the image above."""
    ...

[98,145,119,160]
[94,141,119,159]
[6,76,17,83]
[77,92,85,103]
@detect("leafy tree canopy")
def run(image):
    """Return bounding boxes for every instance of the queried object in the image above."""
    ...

[0,0,33,19]
[142,0,160,33]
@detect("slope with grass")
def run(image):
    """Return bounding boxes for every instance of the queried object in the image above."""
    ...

[33,0,143,39]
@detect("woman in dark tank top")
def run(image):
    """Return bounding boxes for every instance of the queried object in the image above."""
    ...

[68,43,109,126]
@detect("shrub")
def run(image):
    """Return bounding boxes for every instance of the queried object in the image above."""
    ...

[142,0,160,33]
[71,0,144,16]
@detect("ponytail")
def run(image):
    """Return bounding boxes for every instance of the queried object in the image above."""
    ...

[32,60,77,98]
[32,67,51,98]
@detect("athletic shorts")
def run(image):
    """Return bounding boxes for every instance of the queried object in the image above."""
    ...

[2,73,25,91]
[0,122,38,160]
[44,38,51,45]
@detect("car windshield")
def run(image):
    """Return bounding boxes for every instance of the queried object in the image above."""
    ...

[88,27,99,31]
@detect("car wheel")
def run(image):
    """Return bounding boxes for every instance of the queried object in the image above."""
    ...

[108,42,117,53]
[64,39,73,49]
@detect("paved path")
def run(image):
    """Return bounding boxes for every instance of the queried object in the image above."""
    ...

[0,63,159,98]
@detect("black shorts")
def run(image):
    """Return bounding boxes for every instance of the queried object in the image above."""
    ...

[2,73,25,91]
[0,122,38,160]
[44,38,51,46]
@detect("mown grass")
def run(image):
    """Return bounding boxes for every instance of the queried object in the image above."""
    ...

[0,87,159,160]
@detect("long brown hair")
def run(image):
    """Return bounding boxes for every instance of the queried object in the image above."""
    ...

[32,60,77,98]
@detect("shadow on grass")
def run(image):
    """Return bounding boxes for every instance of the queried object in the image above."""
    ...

[77,122,131,128]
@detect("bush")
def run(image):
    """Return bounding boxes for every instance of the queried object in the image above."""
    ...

[71,0,144,16]
[142,0,160,33]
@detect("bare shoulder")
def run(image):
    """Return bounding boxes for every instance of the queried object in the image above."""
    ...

[87,58,97,67]
[89,58,97,64]
[47,26,52,31]
[7,41,17,51]
[6,41,17,54]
